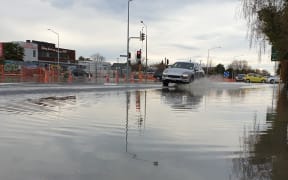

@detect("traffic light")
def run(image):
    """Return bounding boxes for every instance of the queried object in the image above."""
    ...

[140,32,145,41]
[136,50,141,60]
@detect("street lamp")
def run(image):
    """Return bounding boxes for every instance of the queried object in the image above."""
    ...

[141,20,148,82]
[126,0,133,81]
[206,46,221,75]
[48,28,60,69]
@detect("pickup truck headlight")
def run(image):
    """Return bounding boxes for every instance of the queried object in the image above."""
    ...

[182,73,189,78]
[162,72,168,77]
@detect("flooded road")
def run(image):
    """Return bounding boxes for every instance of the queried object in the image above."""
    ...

[0,81,287,180]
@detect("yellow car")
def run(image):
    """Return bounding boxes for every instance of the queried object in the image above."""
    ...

[244,73,267,83]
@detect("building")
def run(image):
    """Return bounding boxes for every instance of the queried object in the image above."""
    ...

[17,41,38,62]
[29,40,76,64]
[78,60,112,77]
[0,40,76,65]
[111,63,127,76]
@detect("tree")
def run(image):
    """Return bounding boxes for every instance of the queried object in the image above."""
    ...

[215,64,225,74]
[228,60,251,73]
[227,60,252,78]
[261,69,270,76]
[3,43,24,61]
[78,56,85,61]
[90,53,105,63]
[77,56,91,62]
[241,0,288,86]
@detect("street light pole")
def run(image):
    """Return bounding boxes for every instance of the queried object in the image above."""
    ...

[206,49,210,74]
[127,0,133,82]
[206,46,221,75]
[141,20,147,82]
[48,29,60,68]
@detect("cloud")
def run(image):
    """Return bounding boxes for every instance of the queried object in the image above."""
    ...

[41,0,76,9]
[171,44,199,51]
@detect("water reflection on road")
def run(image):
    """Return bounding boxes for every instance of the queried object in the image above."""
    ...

[161,87,203,111]
[0,83,287,180]
[231,89,288,180]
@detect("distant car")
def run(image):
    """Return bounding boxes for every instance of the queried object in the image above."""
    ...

[235,74,245,82]
[161,62,205,86]
[71,69,89,77]
[244,73,266,83]
[153,69,164,80]
[266,75,281,84]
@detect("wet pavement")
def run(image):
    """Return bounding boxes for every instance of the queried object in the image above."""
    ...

[0,80,287,180]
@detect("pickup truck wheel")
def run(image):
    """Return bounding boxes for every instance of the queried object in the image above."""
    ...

[162,81,169,87]
[189,75,194,83]
[270,79,275,84]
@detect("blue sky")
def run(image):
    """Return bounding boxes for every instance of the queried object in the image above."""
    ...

[0,0,276,73]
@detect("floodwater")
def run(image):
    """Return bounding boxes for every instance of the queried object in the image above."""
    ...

[0,80,287,180]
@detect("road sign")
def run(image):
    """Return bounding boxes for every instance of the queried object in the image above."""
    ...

[224,71,230,78]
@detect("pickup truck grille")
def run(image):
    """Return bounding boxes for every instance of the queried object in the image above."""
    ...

[168,75,181,78]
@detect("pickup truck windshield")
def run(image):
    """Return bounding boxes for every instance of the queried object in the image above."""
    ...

[171,62,194,70]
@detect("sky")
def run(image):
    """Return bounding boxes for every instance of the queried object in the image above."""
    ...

[0,0,277,74]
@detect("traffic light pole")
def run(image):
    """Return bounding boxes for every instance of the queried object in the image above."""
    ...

[127,0,133,82]
[145,34,147,82]
[141,21,147,83]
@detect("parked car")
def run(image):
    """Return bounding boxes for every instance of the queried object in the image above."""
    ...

[162,61,205,86]
[244,73,266,83]
[71,68,89,77]
[266,75,281,84]
[235,74,245,82]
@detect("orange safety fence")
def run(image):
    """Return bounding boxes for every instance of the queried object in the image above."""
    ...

[0,64,21,76]
[1,65,158,83]
[0,65,65,83]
